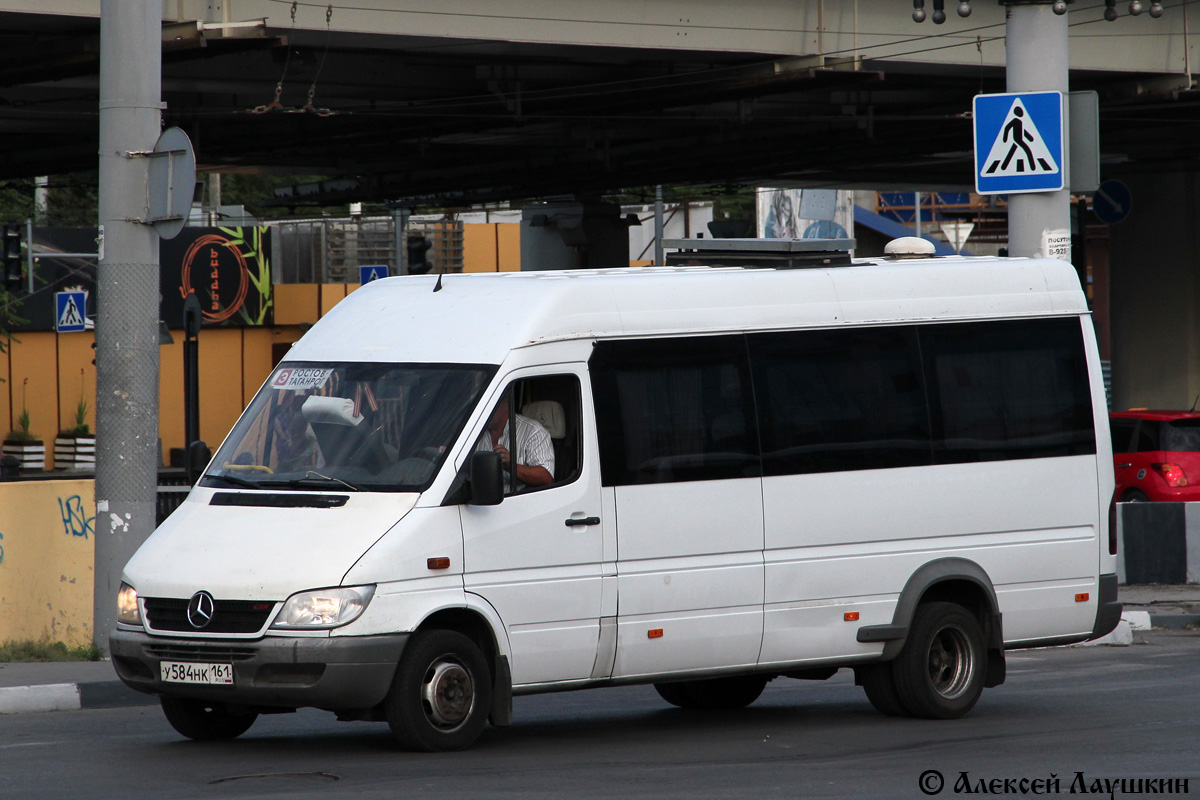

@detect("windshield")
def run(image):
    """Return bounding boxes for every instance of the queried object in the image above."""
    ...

[202,362,496,493]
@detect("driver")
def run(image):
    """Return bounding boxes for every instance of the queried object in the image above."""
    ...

[476,396,554,491]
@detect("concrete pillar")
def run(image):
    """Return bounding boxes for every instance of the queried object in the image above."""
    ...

[1005,3,1071,260]
[94,0,163,651]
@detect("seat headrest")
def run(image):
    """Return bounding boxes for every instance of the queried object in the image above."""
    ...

[522,400,566,439]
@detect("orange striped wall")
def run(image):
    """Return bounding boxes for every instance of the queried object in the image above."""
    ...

[3,222,530,467]
[464,223,521,272]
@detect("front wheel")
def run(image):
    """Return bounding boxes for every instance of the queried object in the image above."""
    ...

[892,601,986,719]
[160,697,258,741]
[385,630,492,752]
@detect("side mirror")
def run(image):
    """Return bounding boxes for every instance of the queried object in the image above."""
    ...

[468,450,504,506]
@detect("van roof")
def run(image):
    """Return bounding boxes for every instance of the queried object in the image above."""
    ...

[285,255,1088,365]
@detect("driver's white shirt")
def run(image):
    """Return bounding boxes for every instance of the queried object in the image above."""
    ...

[475,413,555,489]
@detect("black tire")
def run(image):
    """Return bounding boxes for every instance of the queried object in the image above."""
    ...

[653,681,692,707]
[857,663,910,717]
[1122,489,1150,503]
[653,675,767,710]
[160,697,258,741]
[892,602,986,719]
[385,630,492,752]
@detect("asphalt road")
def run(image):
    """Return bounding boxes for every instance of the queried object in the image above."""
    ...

[3,631,1198,800]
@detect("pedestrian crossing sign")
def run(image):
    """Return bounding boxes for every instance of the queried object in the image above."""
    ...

[55,290,87,333]
[359,265,388,284]
[973,91,1064,195]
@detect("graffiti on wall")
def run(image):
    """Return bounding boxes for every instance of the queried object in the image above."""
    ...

[58,495,95,539]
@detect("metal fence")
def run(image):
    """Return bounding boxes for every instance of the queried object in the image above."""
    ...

[270,216,464,284]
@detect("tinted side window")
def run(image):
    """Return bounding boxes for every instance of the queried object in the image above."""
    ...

[1109,418,1137,453]
[921,318,1096,464]
[748,327,931,476]
[1135,420,1161,452]
[590,336,758,486]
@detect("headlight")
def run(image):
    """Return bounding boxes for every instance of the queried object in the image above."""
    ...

[116,582,141,625]
[270,585,375,630]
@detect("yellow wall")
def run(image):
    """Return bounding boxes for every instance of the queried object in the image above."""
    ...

[498,223,520,271]
[273,283,319,325]
[7,332,58,444]
[464,223,521,272]
[8,219,507,468]
[463,224,499,272]
[57,334,97,438]
[0,479,95,646]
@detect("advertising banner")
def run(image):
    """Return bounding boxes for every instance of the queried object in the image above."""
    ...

[2,225,272,331]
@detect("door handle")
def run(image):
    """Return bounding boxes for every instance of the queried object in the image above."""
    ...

[1116,463,1132,469]
[565,516,601,527]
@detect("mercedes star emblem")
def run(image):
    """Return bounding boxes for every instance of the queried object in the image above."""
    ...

[186,591,216,629]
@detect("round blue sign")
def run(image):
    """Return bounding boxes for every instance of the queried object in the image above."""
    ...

[1092,180,1132,224]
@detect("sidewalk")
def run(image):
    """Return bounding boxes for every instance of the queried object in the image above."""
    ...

[0,659,150,713]
[1116,583,1200,630]
[2,585,1197,716]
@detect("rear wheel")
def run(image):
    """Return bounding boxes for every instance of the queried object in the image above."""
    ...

[857,663,909,717]
[160,697,258,741]
[385,630,492,752]
[653,675,768,710]
[1122,489,1150,502]
[892,602,986,719]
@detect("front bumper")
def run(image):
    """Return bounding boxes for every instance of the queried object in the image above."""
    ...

[109,628,408,710]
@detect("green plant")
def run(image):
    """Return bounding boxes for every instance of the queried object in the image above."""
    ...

[0,639,102,663]
[6,407,34,442]
[59,375,90,437]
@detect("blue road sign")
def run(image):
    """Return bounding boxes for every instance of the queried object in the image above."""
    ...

[1092,180,1132,224]
[360,265,388,284]
[974,91,1064,195]
[55,291,87,333]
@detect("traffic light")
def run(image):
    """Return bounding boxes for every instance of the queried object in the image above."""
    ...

[2,224,22,291]
[406,232,433,275]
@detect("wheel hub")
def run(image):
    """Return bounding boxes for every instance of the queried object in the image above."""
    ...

[927,626,973,699]
[422,659,475,728]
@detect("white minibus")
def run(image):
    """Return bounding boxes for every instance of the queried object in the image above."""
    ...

[110,240,1121,750]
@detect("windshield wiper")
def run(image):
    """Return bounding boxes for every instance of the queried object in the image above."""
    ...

[283,471,363,492]
[205,473,262,490]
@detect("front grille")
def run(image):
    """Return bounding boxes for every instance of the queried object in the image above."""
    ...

[145,643,259,662]
[144,597,277,634]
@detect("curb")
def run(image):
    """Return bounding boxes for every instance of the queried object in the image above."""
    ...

[1150,613,1200,630]
[0,680,154,715]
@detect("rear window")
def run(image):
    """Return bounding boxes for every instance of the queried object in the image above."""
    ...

[1162,420,1200,452]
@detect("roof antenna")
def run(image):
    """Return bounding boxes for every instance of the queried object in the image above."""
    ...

[1191,394,1198,412]
[433,273,443,293]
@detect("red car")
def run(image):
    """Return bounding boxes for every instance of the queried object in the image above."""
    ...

[1110,410,1200,502]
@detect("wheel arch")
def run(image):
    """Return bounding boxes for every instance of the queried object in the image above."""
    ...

[858,557,1005,687]
[415,601,513,726]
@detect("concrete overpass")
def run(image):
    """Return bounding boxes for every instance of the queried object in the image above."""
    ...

[0,0,1198,408]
